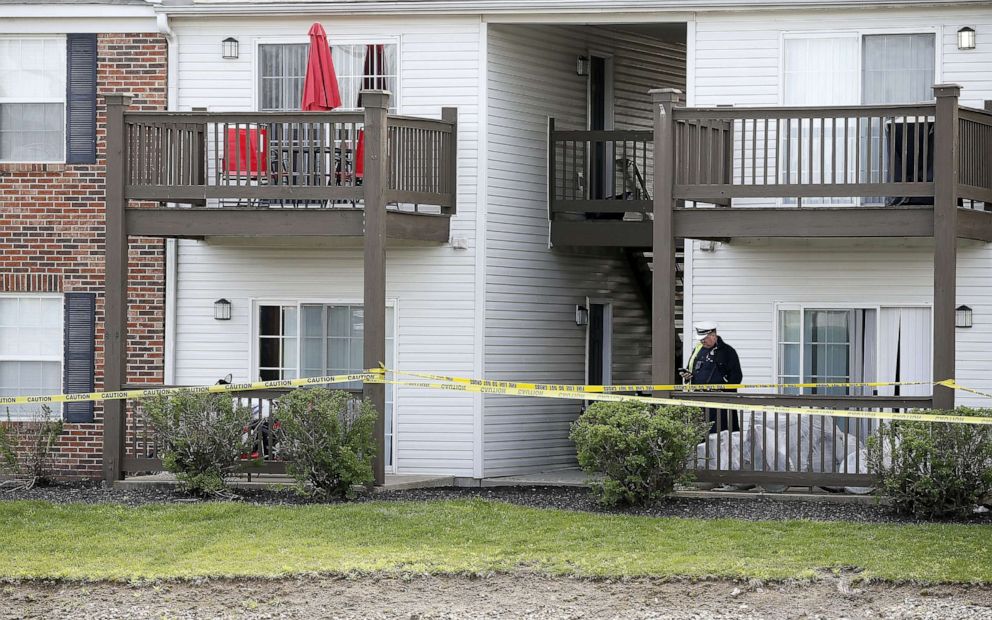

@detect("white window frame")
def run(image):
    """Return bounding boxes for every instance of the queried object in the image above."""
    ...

[771,301,933,390]
[0,34,68,164]
[0,293,64,420]
[252,35,402,113]
[777,28,942,207]
[778,27,943,107]
[248,297,399,472]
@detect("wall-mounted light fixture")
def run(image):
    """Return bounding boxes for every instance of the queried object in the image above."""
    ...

[956,305,973,328]
[575,305,589,326]
[576,56,589,77]
[222,37,240,59]
[958,27,976,50]
[214,298,232,321]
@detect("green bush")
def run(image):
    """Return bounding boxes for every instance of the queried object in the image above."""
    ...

[569,401,707,507]
[868,408,992,518]
[272,388,377,499]
[0,406,64,488]
[144,392,253,496]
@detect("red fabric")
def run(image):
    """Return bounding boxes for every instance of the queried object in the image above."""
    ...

[355,130,365,178]
[362,44,387,91]
[301,22,342,111]
[224,127,268,175]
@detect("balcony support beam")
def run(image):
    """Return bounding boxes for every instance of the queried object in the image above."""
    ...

[126,208,450,243]
[362,91,389,486]
[651,88,680,396]
[103,94,132,484]
[932,85,961,410]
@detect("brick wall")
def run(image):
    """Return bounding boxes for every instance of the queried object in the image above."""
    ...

[0,33,167,479]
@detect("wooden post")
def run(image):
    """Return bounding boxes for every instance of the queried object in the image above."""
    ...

[442,107,458,216]
[103,94,132,483]
[362,90,389,485]
[932,84,961,411]
[650,88,681,395]
[548,117,556,222]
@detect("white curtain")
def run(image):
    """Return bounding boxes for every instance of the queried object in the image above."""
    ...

[862,34,935,105]
[783,36,860,107]
[782,36,859,202]
[877,307,932,397]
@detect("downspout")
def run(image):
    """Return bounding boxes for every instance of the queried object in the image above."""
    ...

[158,12,179,384]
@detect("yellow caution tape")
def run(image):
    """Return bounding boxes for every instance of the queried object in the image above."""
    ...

[3,365,991,426]
[392,369,939,394]
[938,379,992,400]
[0,370,384,407]
[380,377,992,426]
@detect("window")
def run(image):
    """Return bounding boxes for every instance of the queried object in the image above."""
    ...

[256,302,395,465]
[258,44,308,112]
[258,42,398,111]
[862,34,936,105]
[0,296,63,418]
[777,307,876,396]
[258,305,298,380]
[782,32,935,203]
[777,305,930,397]
[0,37,66,162]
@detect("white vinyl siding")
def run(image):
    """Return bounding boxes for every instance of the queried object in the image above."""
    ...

[171,15,481,476]
[688,6,992,407]
[484,24,685,476]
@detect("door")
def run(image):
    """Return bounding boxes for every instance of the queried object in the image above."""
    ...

[586,302,612,386]
[587,54,613,200]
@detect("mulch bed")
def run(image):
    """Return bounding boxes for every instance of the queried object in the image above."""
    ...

[3,481,992,525]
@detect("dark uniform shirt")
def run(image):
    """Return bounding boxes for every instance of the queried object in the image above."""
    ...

[688,336,743,386]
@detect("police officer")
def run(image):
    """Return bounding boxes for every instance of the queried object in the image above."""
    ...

[680,321,743,434]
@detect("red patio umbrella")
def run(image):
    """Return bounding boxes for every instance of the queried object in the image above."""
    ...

[301,22,341,111]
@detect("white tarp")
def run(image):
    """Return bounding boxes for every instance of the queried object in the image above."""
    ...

[694,413,884,493]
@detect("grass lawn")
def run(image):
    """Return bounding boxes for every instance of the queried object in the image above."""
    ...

[0,498,989,583]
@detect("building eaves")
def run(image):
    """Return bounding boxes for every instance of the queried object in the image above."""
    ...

[156,0,992,15]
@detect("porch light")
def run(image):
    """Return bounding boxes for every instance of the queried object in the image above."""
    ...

[575,305,589,326]
[214,298,232,321]
[576,56,589,77]
[958,27,976,50]
[956,305,973,328]
[222,37,239,59]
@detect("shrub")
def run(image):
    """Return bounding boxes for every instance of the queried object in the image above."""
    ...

[868,408,992,518]
[0,406,64,489]
[570,401,707,506]
[144,392,253,496]
[272,388,376,499]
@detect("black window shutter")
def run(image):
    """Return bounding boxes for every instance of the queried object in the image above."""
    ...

[66,33,97,164]
[63,293,96,423]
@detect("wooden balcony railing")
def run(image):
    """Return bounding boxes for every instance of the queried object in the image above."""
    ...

[548,119,655,216]
[123,387,365,475]
[549,90,992,222]
[673,103,938,203]
[678,392,931,487]
[121,104,456,215]
[959,105,992,205]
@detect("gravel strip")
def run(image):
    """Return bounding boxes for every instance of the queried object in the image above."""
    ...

[3,574,992,619]
[3,481,991,524]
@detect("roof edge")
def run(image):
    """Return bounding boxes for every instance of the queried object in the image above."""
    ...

[156,0,992,16]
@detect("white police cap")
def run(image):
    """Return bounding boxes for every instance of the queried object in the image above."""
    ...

[693,321,718,340]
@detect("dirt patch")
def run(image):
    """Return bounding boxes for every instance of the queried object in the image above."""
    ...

[3,574,992,619]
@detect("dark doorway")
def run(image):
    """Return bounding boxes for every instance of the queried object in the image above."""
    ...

[588,55,611,200]
[586,302,612,386]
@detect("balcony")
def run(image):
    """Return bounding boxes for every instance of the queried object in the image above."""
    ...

[101,91,455,483]
[550,87,992,246]
[112,96,457,243]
